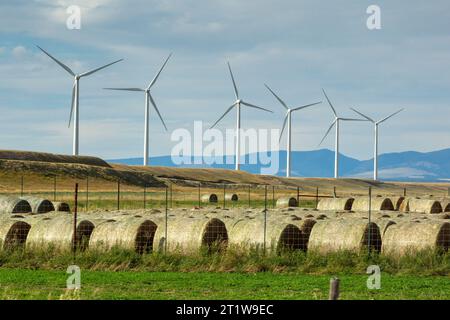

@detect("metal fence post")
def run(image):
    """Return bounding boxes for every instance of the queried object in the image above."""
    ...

[223,184,226,209]
[85,176,89,212]
[403,187,407,197]
[117,180,121,211]
[263,185,267,254]
[165,186,168,254]
[368,186,372,257]
[170,182,173,208]
[53,176,57,201]
[198,183,201,208]
[272,185,275,208]
[73,183,79,259]
[315,187,319,209]
[296,186,300,205]
[248,185,251,208]
[333,186,337,198]
[143,185,147,209]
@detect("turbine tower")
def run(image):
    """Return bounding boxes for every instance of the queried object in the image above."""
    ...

[104,54,172,166]
[37,46,123,156]
[211,62,273,170]
[351,107,404,181]
[264,84,321,177]
[319,89,367,179]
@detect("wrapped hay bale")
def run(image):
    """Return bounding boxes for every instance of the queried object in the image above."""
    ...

[382,221,450,256]
[0,218,31,250]
[0,196,32,214]
[153,217,228,253]
[90,217,158,254]
[26,216,95,251]
[53,202,70,213]
[400,198,442,214]
[225,193,238,201]
[276,197,298,208]
[317,198,354,211]
[228,217,307,252]
[351,197,394,212]
[201,194,218,203]
[308,220,381,254]
[20,197,54,214]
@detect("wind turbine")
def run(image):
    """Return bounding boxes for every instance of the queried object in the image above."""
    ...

[264,84,322,177]
[211,62,273,170]
[319,89,367,179]
[351,107,404,181]
[36,45,123,156]
[104,54,172,166]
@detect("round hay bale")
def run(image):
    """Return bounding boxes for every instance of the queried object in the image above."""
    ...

[20,197,54,214]
[401,198,442,214]
[444,203,450,213]
[90,218,157,254]
[382,221,450,256]
[317,198,354,211]
[373,219,396,237]
[53,202,70,213]
[225,193,238,201]
[153,217,228,253]
[228,218,307,252]
[276,197,298,208]
[0,219,31,250]
[0,196,32,214]
[201,194,218,203]
[26,216,95,251]
[390,196,405,211]
[308,220,381,254]
[351,197,394,212]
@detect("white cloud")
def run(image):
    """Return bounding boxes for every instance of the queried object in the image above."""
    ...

[12,45,27,57]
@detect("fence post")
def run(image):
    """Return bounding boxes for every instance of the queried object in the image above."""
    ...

[333,186,337,198]
[170,182,173,208]
[296,186,300,205]
[117,180,121,211]
[329,278,340,300]
[403,187,407,197]
[85,176,89,212]
[198,183,201,208]
[53,176,57,201]
[20,176,24,197]
[73,183,79,258]
[248,185,251,208]
[263,185,267,255]
[315,187,319,209]
[143,185,146,209]
[272,186,275,208]
[368,186,372,257]
[165,186,168,254]
[223,184,226,209]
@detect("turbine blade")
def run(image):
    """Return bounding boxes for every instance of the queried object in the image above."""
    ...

[210,103,236,129]
[322,88,337,117]
[291,101,322,111]
[103,87,144,92]
[318,120,336,146]
[68,81,76,128]
[264,84,288,110]
[79,59,123,78]
[377,108,404,124]
[279,113,289,142]
[36,45,75,76]
[148,53,172,89]
[148,93,168,131]
[227,62,239,100]
[241,101,273,113]
[340,117,368,121]
[350,108,374,122]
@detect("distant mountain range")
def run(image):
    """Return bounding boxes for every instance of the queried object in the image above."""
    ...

[108,148,450,182]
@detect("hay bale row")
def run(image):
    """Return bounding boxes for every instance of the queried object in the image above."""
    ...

[317,198,354,211]
[382,221,450,255]
[351,197,394,212]
[20,197,55,214]
[201,193,239,203]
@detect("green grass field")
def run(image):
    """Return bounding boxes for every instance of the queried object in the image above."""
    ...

[1,269,449,300]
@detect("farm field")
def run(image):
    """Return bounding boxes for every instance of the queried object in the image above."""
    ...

[1,269,449,300]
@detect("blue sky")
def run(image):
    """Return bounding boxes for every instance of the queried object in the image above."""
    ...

[0,0,449,160]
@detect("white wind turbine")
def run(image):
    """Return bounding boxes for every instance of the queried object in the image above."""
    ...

[264,84,322,177]
[350,107,404,181]
[211,62,273,170]
[37,45,123,156]
[104,54,172,166]
[319,89,367,179]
